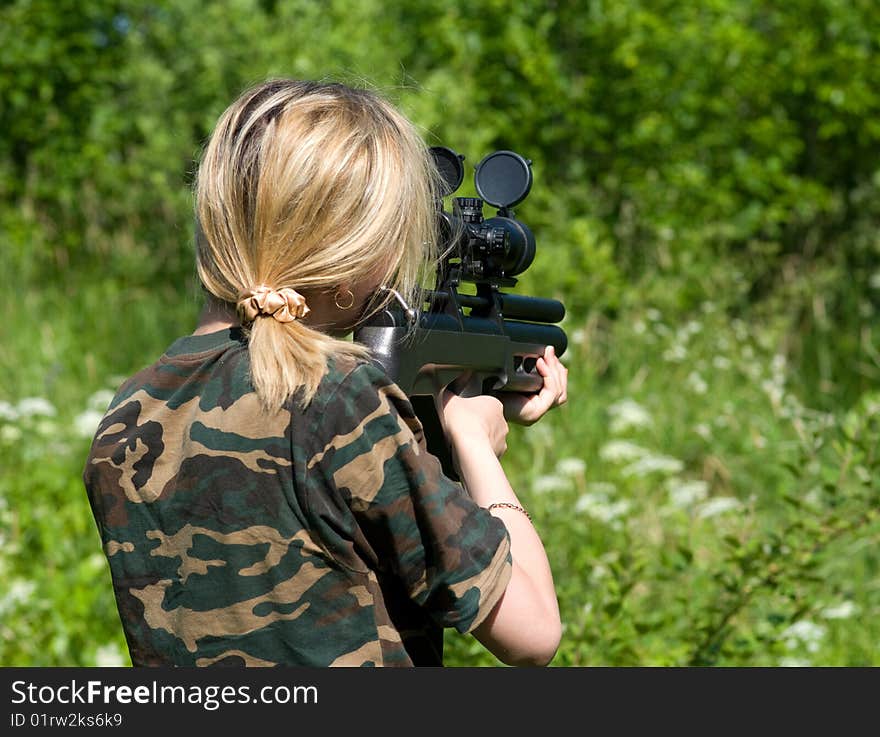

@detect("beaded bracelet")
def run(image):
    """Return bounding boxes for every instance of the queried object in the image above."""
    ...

[487,502,532,521]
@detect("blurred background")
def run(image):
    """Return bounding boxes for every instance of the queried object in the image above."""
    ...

[1,0,878,666]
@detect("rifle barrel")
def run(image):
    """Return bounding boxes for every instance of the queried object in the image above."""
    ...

[418,313,567,357]
[429,291,565,323]
[502,320,568,357]
[500,294,565,323]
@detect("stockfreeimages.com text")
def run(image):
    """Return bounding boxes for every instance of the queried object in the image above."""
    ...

[10,679,318,712]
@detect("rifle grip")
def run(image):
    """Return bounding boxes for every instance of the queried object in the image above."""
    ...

[410,395,459,482]
[446,371,484,399]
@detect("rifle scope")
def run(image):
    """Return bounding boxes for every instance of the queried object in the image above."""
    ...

[431,147,536,281]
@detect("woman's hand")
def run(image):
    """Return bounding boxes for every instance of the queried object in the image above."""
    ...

[434,379,509,459]
[496,345,568,426]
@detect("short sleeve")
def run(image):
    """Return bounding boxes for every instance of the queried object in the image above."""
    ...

[307,361,512,634]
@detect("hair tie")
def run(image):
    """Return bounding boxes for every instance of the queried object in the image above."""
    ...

[236,285,310,325]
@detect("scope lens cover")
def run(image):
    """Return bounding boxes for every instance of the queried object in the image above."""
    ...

[429,146,465,197]
[474,150,533,208]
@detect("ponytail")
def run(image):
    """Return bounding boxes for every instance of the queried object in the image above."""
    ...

[246,317,368,411]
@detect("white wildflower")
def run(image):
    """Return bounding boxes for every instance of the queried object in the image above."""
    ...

[0,400,18,421]
[599,440,650,463]
[35,419,57,436]
[695,496,742,519]
[632,319,647,335]
[687,371,708,395]
[693,423,712,440]
[0,579,36,616]
[622,454,684,477]
[587,481,617,496]
[681,320,702,338]
[782,620,827,653]
[662,343,687,362]
[761,378,784,406]
[94,644,126,667]
[744,362,762,380]
[712,355,731,370]
[608,398,653,433]
[771,354,787,375]
[86,553,106,573]
[869,271,880,290]
[16,397,56,417]
[820,601,859,620]
[666,478,709,508]
[532,474,573,494]
[646,308,662,321]
[73,409,104,438]
[1,425,22,443]
[855,465,872,484]
[778,657,811,667]
[757,331,774,351]
[88,389,116,411]
[575,493,631,522]
[556,457,587,477]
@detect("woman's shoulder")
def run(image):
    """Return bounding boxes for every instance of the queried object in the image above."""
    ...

[321,354,403,399]
[304,354,412,429]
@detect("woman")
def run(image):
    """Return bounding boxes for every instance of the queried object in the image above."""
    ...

[83,79,566,667]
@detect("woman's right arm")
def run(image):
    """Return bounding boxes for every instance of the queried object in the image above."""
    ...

[449,418,562,666]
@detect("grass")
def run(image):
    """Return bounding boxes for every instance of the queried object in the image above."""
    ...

[1,276,878,667]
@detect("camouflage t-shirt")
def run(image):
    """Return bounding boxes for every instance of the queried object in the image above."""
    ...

[83,328,512,667]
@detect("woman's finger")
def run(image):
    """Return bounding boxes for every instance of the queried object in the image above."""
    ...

[537,350,565,402]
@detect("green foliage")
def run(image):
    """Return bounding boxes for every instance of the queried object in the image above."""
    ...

[1,0,878,666]
[447,306,880,666]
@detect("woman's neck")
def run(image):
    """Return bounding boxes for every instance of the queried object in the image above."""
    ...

[192,301,238,335]
[191,290,359,338]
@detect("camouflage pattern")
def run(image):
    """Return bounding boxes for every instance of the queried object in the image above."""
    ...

[83,328,511,666]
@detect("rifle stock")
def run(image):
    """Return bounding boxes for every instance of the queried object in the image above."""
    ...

[355,302,567,479]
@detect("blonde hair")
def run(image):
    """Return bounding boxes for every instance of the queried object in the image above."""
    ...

[195,79,439,410]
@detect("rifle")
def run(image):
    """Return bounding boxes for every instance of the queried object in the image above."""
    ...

[354,146,567,478]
